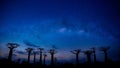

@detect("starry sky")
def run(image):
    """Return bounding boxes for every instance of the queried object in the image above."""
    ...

[0,0,120,63]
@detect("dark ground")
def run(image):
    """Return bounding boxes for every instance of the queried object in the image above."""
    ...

[0,58,120,68]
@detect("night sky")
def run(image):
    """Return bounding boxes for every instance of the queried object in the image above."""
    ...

[0,0,120,63]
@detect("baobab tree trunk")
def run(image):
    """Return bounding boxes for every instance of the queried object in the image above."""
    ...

[87,54,91,63]
[84,51,92,64]
[51,53,54,65]
[43,57,46,65]
[99,46,110,63]
[54,57,57,65]
[25,48,33,64]
[38,48,44,65]
[8,48,13,62]
[34,53,36,64]
[40,53,42,65]
[76,53,79,65]
[93,52,96,63]
[28,51,31,63]
[43,54,47,65]
[104,51,108,62]
[71,49,81,66]
[91,48,97,63]
[48,48,57,66]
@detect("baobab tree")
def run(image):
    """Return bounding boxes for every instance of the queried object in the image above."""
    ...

[43,52,47,65]
[91,47,97,63]
[48,49,57,66]
[99,46,110,62]
[83,50,93,63]
[25,48,33,63]
[7,43,19,62]
[54,57,57,65]
[71,49,81,65]
[38,48,44,65]
[33,51,38,64]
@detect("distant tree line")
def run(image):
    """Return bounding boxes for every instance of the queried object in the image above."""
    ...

[6,42,111,66]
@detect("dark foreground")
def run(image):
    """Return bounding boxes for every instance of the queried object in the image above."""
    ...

[0,59,120,68]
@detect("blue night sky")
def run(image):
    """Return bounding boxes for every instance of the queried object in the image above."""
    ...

[0,0,120,63]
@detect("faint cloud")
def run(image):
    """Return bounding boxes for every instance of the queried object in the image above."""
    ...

[15,50,27,55]
[58,27,67,33]
[23,40,39,47]
[58,27,73,33]
[77,30,85,34]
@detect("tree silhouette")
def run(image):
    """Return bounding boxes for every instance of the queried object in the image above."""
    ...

[38,48,44,65]
[7,43,19,62]
[71,49,81,65]
[48,49,57,66]
[91,47,97,63]
[83,50,93,63]
[25,48,33,63]
[54,57,57,65]
[43,52,47,65]
[99,46,110,62]
[33,51,38,64]
[16,59,21,64]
